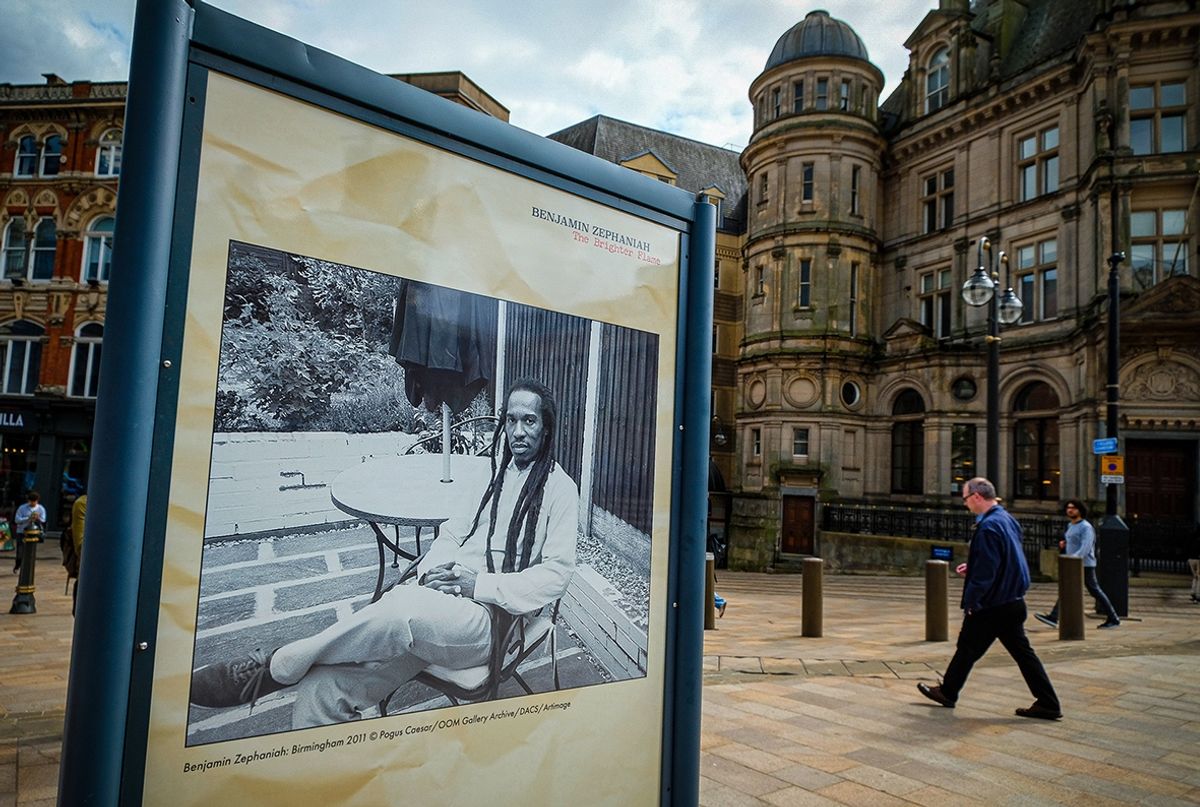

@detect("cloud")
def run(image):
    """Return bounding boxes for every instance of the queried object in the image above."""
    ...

[0,0,934,148]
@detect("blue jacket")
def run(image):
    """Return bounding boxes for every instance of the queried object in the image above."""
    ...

[961,504,1030,613]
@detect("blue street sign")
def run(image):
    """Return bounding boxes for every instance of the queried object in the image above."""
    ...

[1093,437,1118,454]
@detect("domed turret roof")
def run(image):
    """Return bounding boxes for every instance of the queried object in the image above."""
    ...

[765,10,870,70]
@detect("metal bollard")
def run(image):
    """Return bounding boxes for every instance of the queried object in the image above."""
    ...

[925,560,949,641]
[9,523,41,615]
[801,557,823,637]
[705,552,716,631]
[1058,554,1084,640]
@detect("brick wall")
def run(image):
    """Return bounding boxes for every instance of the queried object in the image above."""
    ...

[204,431,418,539]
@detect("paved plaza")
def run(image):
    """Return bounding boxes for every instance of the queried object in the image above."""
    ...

[0,551,1198,805]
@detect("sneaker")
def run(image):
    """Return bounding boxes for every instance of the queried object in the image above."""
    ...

[191,648,286,708]
[1097,620,1120,629]
[1034,613,1058,628]
[1015,701,1062,720]
[917,682,955,708]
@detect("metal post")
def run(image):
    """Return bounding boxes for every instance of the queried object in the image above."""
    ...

[661,196,715,807]
[1098,127,1131,617]
[986,282,1000,483]
[9,522,41,614]
[704,552,716,630]
[1058,554,1085,640]
[801,557,824,637]
[925,560,948,641]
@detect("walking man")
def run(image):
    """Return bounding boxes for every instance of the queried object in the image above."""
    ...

[918,477,1062,719]
[190,379,579,728]
[1035,499,1120,629]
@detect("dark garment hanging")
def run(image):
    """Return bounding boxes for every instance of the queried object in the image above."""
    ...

[388,279,498,414]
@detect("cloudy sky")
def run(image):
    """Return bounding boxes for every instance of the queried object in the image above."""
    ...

[1,1,934,149]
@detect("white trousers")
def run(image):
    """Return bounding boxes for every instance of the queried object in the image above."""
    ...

[271,583,493,728]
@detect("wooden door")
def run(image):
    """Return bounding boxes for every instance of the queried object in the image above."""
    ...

[1126,439,1196,521]
[781,495,815,555]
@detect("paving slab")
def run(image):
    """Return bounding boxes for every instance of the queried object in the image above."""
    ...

[3,560,1200,804]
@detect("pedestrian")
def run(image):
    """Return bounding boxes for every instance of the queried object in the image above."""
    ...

[917,477,1062,720]
[13,491,46,574]
[1188,530,1199,604]
[1035,499,1120,628]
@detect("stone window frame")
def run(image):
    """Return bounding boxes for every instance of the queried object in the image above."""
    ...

[1130,207,1190,290]
[920,167,954,233]
[1017,125,1059,202]
[1130,79,1187,155]
[925,46,950,113]
[1014,237,1057,323]
[918,266,953,339]
[69,322,104,399]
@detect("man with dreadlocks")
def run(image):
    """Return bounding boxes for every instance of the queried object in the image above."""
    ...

[190,380,579,728]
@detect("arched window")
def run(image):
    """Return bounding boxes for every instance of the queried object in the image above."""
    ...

[31,218,56,280]
[891,389,926,494]
[15,136,38,177]
[70,323,103,398]
[1013,381,1060,500]
[83,216,115,283]
[926,47,950,113]
[2,218,56,281]
[2,219,27,279]
[40,135,63,177]
[0,320,44,396]
[96,129,122,177]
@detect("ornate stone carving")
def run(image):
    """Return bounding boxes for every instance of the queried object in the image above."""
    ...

[12,290,28,320]
[746,377,768,410]
[1123,360,1200,402]
[783,374,820,408]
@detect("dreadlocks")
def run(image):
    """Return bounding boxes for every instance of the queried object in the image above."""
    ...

[463,379,558,574]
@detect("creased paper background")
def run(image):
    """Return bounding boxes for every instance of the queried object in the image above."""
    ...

[140,72,681,806]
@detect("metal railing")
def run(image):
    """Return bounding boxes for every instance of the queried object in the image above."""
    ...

[822,502,1197,575]
[1129,517,1196,576]
[821,502,1061,569]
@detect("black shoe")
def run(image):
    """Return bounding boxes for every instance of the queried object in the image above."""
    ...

[1034,613,1058,628]
[1015,702,1062,720]
[191,649,286,708]
[1098,620,1120,628]
[917,682,955,708]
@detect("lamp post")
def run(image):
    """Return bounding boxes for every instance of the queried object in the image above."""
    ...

[1098,113,1130,616]
[962,236,1023,483]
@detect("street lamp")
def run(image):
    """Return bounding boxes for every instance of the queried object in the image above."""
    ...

[962,236,1023,483]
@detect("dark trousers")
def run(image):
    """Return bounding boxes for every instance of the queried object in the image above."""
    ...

[1047,567,1119,624]
[941,599,1059,710]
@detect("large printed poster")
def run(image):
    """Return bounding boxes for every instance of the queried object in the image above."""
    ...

[141,72,680,805]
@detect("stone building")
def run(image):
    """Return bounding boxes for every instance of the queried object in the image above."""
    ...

[731,1,1199,570]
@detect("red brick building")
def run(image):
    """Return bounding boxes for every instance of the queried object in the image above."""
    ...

[0,73,124,529]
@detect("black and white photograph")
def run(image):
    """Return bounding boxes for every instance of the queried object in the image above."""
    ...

[186,241,660,746]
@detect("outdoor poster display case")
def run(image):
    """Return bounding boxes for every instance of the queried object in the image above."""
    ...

[60,2,713,805]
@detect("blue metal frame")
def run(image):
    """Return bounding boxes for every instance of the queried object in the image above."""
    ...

[59,2,714,804]
[58,2,194,805]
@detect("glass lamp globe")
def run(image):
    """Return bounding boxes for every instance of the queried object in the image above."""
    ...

[961,268,995,307]
[998,288,1024,324]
